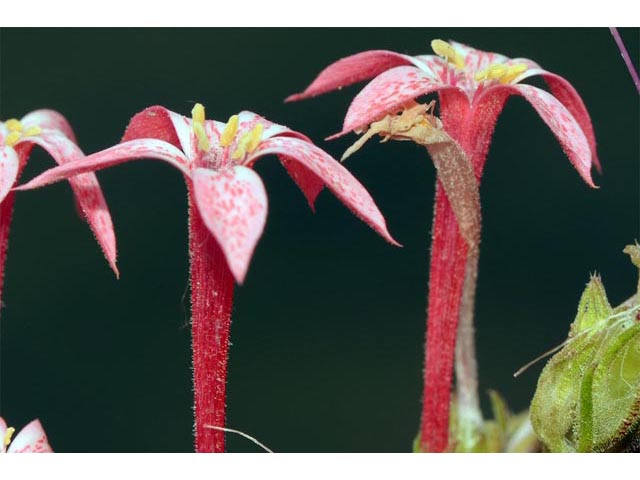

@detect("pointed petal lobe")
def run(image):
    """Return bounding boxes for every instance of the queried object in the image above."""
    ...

[494,84,596,187]
[7,420,52,453]
[122,105,194,156]
[249,136,398,246]
[516,67,600,172]
[0,147,20,204]
[18,138,190,191]
[193,166,268,284]
[286,50,423,102]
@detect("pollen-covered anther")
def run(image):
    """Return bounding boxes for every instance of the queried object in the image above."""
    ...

[191,103,210,152]
[24,126,42,137]
[3,426,15,447]
[5,119,23,133]
[475,63,528,84]
[5,131,23,147]
[220,115,239,147]
[431,39,466,70]
[232,123,264,160]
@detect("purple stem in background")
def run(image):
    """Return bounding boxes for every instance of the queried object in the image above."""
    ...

[609,27,640,94]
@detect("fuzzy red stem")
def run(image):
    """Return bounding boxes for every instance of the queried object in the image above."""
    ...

[419,91,507,452]
[188,187,235,453]
[0,192,17,314]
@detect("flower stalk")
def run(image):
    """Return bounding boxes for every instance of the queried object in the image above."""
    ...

[188,190,235,453]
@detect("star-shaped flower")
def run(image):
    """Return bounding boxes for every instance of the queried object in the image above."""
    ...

[19,103,397,452]
[289,39,599,452]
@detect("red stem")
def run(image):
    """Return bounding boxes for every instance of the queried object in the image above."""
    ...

[0,192,17,314]
[419,91,507,452]
[188,187,235,453]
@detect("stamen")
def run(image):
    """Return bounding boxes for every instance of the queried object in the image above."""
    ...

[500,63,528,84]
[24,126,42,137]
[193,122,210,152]
[5,131,22,147]
[191,103,210,152]
[191,103,206,125]
[3,426,15,447]
[431,39,465,70]
[5,119,23,132]
[246,123,263,153]
[220,115,239,147]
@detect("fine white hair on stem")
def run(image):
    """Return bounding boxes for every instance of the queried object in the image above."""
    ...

[204,425,274,453]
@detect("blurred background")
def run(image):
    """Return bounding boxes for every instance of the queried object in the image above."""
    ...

[0,28,638,452]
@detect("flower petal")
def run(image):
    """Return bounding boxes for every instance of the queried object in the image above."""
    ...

[486,84,596,187]
[21,109,77,142]
[122,105,194,157]
[515,67,600,173]
[0,147,20,204]
[6,419,52,453]
[18,132,120,275]
[335,66,455,137]
[279,155,325,211]
[249,136,399,246]
[192,166,268,284]
[18,138,190,191]
[286,50,428,102]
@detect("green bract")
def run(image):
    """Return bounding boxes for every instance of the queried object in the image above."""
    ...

[531,244,640,452]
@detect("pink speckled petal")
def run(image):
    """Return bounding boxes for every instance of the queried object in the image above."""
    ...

[122,105,195,159]
[21,109,77,142]
[193,166,267,284]
[249,136,399,246]
[7,419,52,453]
[286,50,430,102]
[490,84,595,187]
[338,66,455,137]
[18,138,190,192]
[280,155,325,211]
[0,146,20,204]
[19,132,120,275]
[516,67,600,173]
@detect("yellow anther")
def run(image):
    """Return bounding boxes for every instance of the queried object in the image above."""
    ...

[5,131,22,147]
[24,126,42,137]
[500,63,528,84]
[191,103,206,125]
[246,123,263,153]
[3,426,15,447]
[193,122,210,152]
[475,63,515,83]
[431,39,465,70]
[220,115,239,147]
[232,124,264,160]
[5,119,23,132]
[191,103,210,152]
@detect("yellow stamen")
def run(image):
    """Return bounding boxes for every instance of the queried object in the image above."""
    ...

[190,103,210,152]
[232,123,265,160]
[5,119,23,132]
[24,126,42,137]
[3,426,15,447]
[431,39,465,70]
[193,122,210,152]
[500,63,528,84]
[220,115,239,147]
[5,131,22,147]
[246,123,263,153]
[191,103,206,125]
[475,62,528,84]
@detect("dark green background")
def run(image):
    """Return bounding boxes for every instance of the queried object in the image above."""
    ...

[0,28,638,452]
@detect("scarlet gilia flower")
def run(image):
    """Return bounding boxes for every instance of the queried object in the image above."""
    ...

[0,110,117,312]
[19,103,397,452]
[288,39,598,452]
